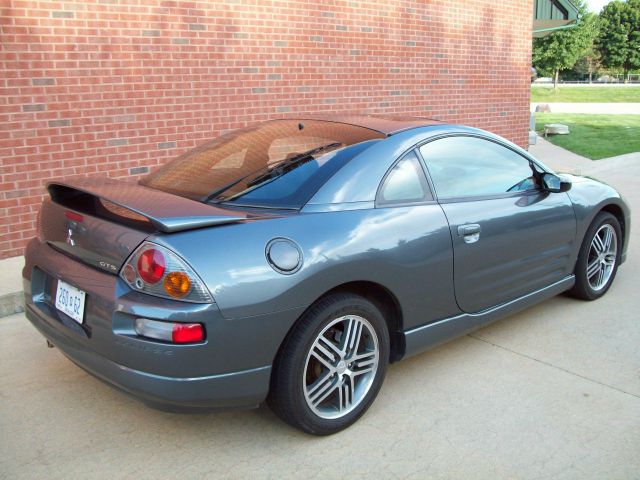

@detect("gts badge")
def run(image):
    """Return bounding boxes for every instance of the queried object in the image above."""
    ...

[99,261,118,273]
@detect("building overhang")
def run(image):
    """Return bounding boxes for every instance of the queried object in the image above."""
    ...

[533,0,580,37]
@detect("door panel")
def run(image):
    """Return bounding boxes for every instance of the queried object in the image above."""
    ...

[418,135,577,314]
[441,192,576,313]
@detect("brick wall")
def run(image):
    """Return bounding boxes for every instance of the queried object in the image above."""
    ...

[0,0,533,258]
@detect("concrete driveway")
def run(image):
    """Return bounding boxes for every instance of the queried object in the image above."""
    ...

[1,141,639,479]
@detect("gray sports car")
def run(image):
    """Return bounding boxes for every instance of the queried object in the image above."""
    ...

[23,116,630,435]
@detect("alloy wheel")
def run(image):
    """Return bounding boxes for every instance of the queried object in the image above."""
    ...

[586,224,617,292]
[303,315,379,419]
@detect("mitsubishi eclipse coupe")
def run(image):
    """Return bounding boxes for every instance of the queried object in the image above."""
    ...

[23,116,630,435]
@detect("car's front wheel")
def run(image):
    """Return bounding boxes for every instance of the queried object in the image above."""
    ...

[269,293,389,435]
[570,211,622,300]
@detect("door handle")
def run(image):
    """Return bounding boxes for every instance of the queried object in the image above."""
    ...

[457,224,481,243]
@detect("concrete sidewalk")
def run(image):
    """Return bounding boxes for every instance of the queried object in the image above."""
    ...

[530,137,640,189]
[531,102,640,114]
[0,255,24,317]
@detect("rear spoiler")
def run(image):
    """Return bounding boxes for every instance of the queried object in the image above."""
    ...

[47,177,248,233]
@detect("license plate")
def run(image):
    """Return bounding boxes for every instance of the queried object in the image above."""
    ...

[55,280,86,324]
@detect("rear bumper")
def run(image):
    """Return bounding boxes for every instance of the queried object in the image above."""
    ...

[25,301,271,410]
[21,238,306,411]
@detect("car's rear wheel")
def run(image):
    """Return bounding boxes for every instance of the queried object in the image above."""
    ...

[570,212,621,300]
[268,293,389,435]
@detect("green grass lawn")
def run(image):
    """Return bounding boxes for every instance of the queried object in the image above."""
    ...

[531,86,640,103]
[535,114,640,159]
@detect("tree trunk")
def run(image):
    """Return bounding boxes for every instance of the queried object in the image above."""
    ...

[554,69,559,90]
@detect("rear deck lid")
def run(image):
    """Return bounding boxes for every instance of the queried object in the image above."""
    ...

[42,177,251,273]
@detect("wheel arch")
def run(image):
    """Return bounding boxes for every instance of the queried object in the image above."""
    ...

[600,203,626,251]
[324,281,405,362]
[277,280,406,365]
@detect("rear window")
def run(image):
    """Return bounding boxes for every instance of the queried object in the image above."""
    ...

[141,120,384,209]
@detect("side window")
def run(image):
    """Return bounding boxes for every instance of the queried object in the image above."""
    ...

[419,136,539,199]
[377,151,431,206]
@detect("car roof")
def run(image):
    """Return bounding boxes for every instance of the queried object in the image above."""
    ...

[291,115,445,135]
[304,123,552,211]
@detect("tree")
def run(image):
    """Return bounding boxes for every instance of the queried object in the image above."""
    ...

[597,0,640,82]
[532,3,600,89]
[573,41,602,83]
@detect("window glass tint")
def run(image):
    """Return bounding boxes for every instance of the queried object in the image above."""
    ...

[378,152,430,205]
[141,120,385,208]
[268,136,331,164]
[419,137,539,198]
[224,140,379,208]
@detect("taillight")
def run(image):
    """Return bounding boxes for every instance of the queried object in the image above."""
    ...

[137,248,165,284]
[64,210,84,222]
[134,318,205,344]
[120,242,213,303]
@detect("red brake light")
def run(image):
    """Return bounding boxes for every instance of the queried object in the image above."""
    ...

[137,248,166,284]
[65,211,83,222]
[134,318,205,344]
[121,241,214,303]
[172,323,205,343]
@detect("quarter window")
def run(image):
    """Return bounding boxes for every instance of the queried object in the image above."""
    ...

[419,136,540,199]
[378,152,431,205]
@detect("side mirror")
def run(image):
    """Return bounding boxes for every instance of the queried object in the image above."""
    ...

[542,173,571,193]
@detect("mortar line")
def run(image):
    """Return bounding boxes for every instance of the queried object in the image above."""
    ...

[468,333,640,400]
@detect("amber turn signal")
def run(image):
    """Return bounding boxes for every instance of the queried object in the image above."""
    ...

[163,271,191,298]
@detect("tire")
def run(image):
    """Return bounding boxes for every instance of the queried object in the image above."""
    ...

[569,212,621,301]
[268,292,390,435]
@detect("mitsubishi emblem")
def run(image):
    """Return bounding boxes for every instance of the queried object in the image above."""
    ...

[66,228,76,246]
